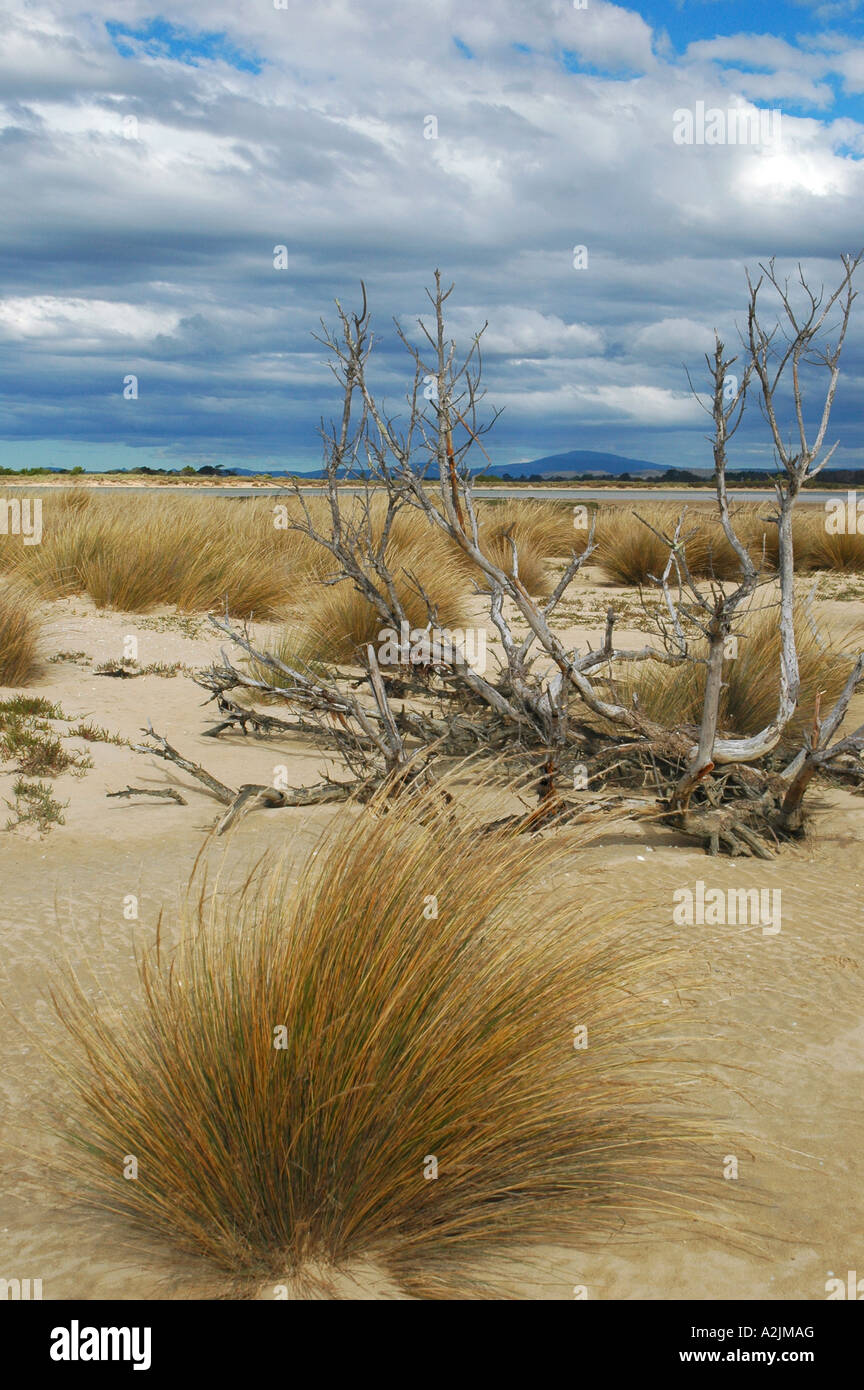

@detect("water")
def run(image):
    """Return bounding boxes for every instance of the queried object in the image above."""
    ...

[6,484,839,503]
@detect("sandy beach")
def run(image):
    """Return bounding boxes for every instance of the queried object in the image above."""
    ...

[1,563,862,1299]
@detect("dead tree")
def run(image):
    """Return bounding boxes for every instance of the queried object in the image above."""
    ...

[130,262,864,852]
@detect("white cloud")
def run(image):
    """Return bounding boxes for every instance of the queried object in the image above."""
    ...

[556,1,656,72]
[633,317,715,356]
[0,296,178,343]
[445,307,604,357]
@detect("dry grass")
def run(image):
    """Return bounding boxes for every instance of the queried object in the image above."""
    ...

[735,507,781,570]
[0,491,493,629]
[596,505,692,586]
[471,500,577,595]
[275,577,471,669]
[615,602,857,751]
[794,510,864,572]
[472,532,549,595]
[595,505,746,585]
[270,506,475,666]
[50,778,713,1283]
[0,577,43,686]
[2,493,325,617]
[594,503,864,586]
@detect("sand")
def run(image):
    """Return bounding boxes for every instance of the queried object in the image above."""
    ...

[1,580,862,1300]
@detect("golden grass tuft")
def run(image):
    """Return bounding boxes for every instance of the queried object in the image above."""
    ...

[615,602,857,751]
[275,580,468,668]
[470,500,578,595]
[0,577,43,686]
[595,502,864,586]
[7,494,325,616]
[595,505,691,586]
[794,510,864,572]
[595,505,747,585]
[50,779,714,1282]
[274,520,475,666]
[472,532,550,595]
[3,491,493,622]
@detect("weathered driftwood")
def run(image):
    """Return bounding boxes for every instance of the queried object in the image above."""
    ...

[215,780,360,835]
[132,722,235,804]
[107,785,188,804]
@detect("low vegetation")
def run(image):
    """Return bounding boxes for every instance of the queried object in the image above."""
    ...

[1,492,323,617]
[4,777,68,834]
[594,503,864,587]
[68,722,128,746]
[0,489,583,630]
[470,499,577,595]
[0,696,94,776]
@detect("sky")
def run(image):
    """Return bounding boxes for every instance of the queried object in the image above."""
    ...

[0,0,863,474]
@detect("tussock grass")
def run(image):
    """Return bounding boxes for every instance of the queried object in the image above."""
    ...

[2,491,491,623]
[480,498,576,553]
[734,507,780,570]
[472,500,578,594]
[0,577,43,686]
[272,582,435,668]
[287,579,471,668]
[596,505,691,586]
[472,531,549,595]
[723,607,857,744]
[54,482,93,515]
[616,602,857,751]
[794,510,864,572]
[595,505,745,585]
[595,503,864,586]
[51,779,714,1282]
[5,495,319,616]
[274,514,474,666]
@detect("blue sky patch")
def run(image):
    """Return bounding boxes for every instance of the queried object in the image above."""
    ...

[636,0,863,53]
[106,18,263,74]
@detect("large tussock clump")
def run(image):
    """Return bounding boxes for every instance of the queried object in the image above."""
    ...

[616,603,858,752]
[52,779,717,1286]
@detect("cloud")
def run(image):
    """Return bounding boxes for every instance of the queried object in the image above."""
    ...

[560,1,657,73]
[442,306,604,357]
[0,296,179,344]
[633,317,716,356]
[0,0,861,471]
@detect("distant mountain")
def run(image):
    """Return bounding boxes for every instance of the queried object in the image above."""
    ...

[474,449,672,479]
